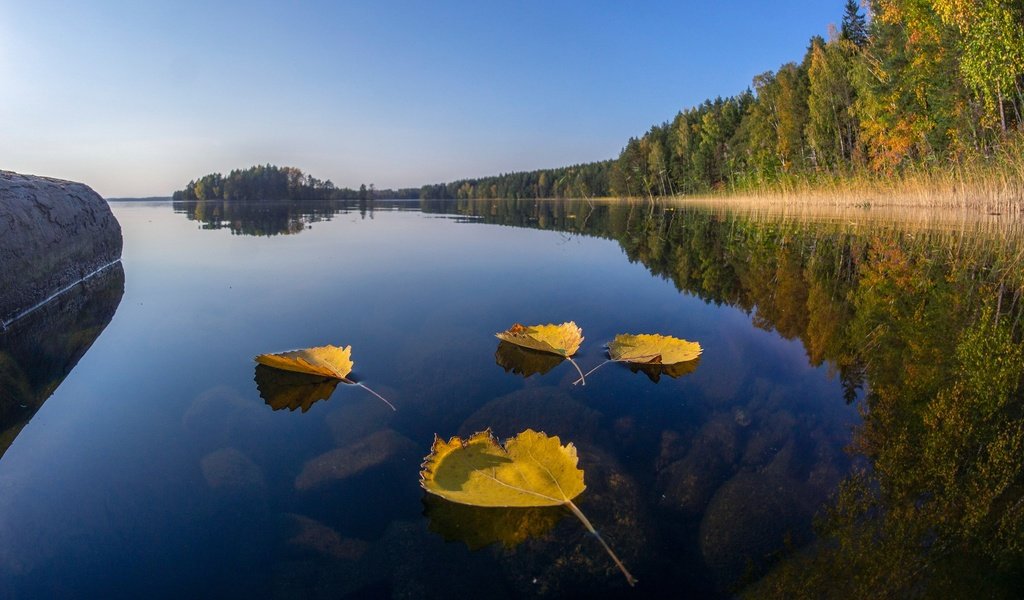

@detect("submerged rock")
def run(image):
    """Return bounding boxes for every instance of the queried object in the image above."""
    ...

[0,171,122,327]
[459,387,602,442]
[182,385,270,455]
[279,513,368,561]
[698,469,815,588]
[295,429,418,492]
[200,447,266,493]
[657,412,741,515]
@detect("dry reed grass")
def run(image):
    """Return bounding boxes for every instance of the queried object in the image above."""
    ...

[671,137,1024,218]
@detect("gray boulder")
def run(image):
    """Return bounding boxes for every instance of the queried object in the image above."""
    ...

[0,171,122,327]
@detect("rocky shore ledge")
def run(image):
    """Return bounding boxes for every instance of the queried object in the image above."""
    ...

[0,171,122,329]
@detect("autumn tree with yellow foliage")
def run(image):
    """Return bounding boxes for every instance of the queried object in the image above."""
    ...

[607,0,1024,196]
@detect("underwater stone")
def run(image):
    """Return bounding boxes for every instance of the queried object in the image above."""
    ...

[295,429,418,492]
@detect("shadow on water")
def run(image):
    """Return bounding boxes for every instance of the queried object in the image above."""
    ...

[0,262,124,459]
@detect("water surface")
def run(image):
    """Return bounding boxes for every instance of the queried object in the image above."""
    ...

[1,198,1021,598]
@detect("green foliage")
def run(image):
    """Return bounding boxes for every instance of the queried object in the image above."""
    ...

[602,0,1024,195]
[933,0,1024,132]
[807,38,861,169]
[173,164,418,202]
[841,0,870,47]
[419,160,615,200]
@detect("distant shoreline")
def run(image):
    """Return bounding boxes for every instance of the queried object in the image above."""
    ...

[106,197,172,202]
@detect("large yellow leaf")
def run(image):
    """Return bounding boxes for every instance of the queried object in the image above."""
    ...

[420,429,585,507]
[420,429,636,585]
[495,322,583,358]
[607,333,702,365]
[254,344,353,379]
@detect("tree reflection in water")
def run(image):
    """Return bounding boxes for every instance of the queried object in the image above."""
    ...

[422,198,1024,596]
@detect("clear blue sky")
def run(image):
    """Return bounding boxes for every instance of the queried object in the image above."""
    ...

[1,1,844,197]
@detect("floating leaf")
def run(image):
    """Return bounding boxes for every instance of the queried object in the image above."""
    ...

[575,333,702,385]
[255,344,353,379]
[423,494,565,550]
[254,364,339,412]
[420,429,636,586]
[254,345,395,411]
[495,341,565,378]
[495,322,587,384]
[608,333,702,365]
[495,322,583,358]
[420,429,584,506]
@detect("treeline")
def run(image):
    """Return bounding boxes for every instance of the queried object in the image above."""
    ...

[610,0,1024,196]
[177,1,1024,202]
[417,1,1024,200]
[172,164,419,201]
[419,160,615,200]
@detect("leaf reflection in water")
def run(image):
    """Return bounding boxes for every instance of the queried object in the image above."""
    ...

[494,341,566,378]
[423,494,566,551]
[254,364,340,413]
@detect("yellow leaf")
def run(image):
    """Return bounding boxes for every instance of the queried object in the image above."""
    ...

[495,322,583,358]
[254,344,353,379]
[607,333,702,365]
[253,345,395,411]
[420,429,636,585]
[420,429,585,507]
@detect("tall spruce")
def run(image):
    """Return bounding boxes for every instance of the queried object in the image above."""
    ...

[840,0,869,47]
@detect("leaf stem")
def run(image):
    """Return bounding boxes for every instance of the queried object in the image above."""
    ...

[565,499,637,587]
[343,379,397,411]
[572,359,625,386]
[566,356,586,386]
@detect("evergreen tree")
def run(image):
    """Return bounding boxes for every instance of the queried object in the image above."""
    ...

[840,0,869,47]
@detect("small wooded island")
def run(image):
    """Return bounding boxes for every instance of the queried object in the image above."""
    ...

[172,164,418,202]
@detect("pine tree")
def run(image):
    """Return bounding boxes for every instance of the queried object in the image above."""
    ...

[840,0,869,47]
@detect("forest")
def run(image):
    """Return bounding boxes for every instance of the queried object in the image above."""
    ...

[172,164,418,202]
[418,161,615,200]
[609,0,1024,198]
[420,0,1024,200]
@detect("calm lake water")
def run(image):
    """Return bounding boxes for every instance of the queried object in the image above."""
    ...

[1,198,1022,598]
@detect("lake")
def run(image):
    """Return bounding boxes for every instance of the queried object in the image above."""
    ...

[1,198,1022,598]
